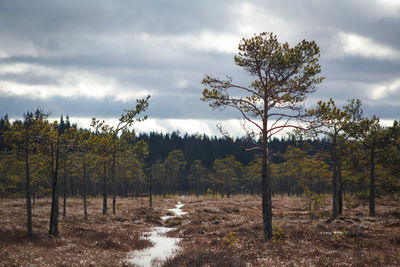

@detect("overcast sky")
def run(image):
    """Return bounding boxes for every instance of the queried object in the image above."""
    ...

[0,0,399,136]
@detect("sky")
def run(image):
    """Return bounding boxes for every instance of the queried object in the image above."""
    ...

[0,0,399,137]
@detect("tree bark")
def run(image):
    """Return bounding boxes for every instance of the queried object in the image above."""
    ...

[24,144,32,237]
[63,155,67,218]
[103,158,107,215]
[112,141,116,215]
[49,138,60,237]
[332,146,338,219]
[369,146,375,216]
[196,168,200,198]
[338,155,343,216]
[149,171,152,207]
[83,161,87,220]
[262,143,272,239]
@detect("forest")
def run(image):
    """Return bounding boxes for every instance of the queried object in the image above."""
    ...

[2,112,399,207]
[1,31,400,266]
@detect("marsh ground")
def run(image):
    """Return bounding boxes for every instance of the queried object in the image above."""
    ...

[1,195,399,266]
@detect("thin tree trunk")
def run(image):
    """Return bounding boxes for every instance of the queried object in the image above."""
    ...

[332,145,338,219]
[338,155,343,216]
[63,155,67,218]
[196,173,199,198]
[70,175,74,196]
[25,145,32,237]
[112,143,116,215]
[149,171,152,207]
[204,175,208,198]
[279,179,284,198]
[83,161,87,220]
[262,144,272,239]
[49,138,60,237]
[103,158,107,215]
[369,146,375,216]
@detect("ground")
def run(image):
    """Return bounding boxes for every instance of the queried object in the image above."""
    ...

[1,195,400,266]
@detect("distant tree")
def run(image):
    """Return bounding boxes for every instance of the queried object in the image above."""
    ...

[76,129,97,220]
[91,95,150,214]
[0,115,10,151]
[380,121,400,197]
[213,155,242,198]
[131,139,149,197]
[270,161,289,197]
[283,145,330,194]
[202,32,323,238]
[307,99,363,218]
[118,132,149,199]
[5,110,48,237]
[150,159,165,197]
[0,153,21,199]
[93,127,113,214]
[59,122,76,218]
[189,160,206,197]
[46,120,61,237]
[356,116,389,215]
[242,158,261,195]
[162,150,186,195]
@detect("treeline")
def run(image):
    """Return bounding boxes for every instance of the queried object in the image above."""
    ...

[1,107,399,236]
[0,96,150,237]
[2,113,399,201]
[136,130,323,167]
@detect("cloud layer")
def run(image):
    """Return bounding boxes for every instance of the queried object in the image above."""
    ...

[1,0,399,136]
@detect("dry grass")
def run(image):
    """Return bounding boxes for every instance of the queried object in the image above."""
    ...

[0,196,177,267]
[1,195,400,266]
[165,195,400,267]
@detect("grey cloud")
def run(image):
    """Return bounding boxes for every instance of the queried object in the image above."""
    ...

[0,0,240,38]
[322,57,400,82]
[0,0,399,127]
[0,94,240,120]
[0,71,61,86]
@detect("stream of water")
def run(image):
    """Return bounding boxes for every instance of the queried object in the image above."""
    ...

[127,201,187,266]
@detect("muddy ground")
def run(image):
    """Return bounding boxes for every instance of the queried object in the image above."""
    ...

[1,195,400,266]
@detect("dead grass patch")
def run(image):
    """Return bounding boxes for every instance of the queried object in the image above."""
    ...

[1,195,400,266]
[166,195,400,266]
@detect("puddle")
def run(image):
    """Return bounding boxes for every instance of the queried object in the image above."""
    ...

[127,201,187,266]
[127,227,181,266]
[161,201,188,221]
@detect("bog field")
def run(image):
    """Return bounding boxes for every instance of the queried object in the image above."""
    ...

[1,195,399,266]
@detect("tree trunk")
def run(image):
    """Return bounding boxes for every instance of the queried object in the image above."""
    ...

[338,155,343,216]
[49,138,60,237]
[204,175,208,198]
[112,144,116,215]
[149,171,152,207]
[331,146,338,219]
[83,161,87,220]
[196,173,199,198]
[226,181,231,198]
[70,175,74,196]
[24,145,32,237]
[63,155,67,218]
[369,146,375,216]
[262,144,272,239]
[103,158,107,215]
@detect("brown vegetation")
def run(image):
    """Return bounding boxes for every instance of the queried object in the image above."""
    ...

[1,195,400,266]
[166,195,400,266]
[0,197,175,266]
